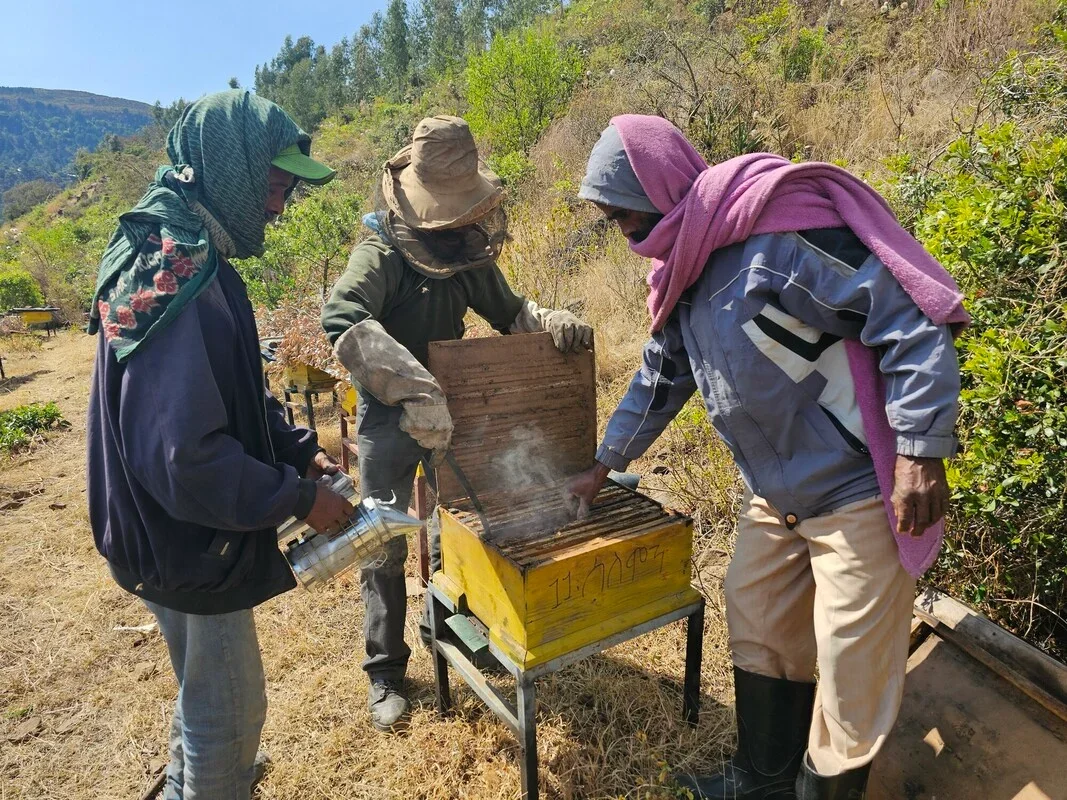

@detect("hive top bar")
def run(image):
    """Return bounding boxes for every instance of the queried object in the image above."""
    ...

[444,480,687,568]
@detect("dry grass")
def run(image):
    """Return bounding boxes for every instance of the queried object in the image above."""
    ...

[0,332,738,799]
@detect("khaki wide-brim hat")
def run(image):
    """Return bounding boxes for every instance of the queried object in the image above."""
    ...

[381,116,503,231]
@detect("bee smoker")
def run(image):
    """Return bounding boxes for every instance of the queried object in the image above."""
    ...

[277,473,423,590]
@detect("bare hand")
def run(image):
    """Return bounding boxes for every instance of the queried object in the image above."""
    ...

[892,455,949,538]
[306,450,341,480]
[304,486,355,535]
[563,462,611,520]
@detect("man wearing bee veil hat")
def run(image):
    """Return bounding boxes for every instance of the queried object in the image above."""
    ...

[322,115,593,732]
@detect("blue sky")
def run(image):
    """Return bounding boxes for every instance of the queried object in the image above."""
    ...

[0,0,384,105]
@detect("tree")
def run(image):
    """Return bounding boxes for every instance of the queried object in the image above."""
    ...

[150,98,188,144]
[351,16,384,103]
[460,0,490,54]
[317,40,353,112]
[381,0,412,98]
[488,0,554,36]
[234,184,363,306]
[424,0,465,75]
[0,270,45,310]
[2,179,62,222]
[228,76,241,89]
[465,28,583,154]
[409,2,431,86]
[255,36,328,130]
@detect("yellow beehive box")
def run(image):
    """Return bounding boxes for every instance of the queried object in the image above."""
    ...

[283,361,337,391]
[427,332,698,670]
[12,308,57,327]
[434,483,698,670]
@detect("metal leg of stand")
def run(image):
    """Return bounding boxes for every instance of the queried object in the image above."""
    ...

[683,599,705,725]
[517,677,538,800]
[283,389,295,426]
[304,389,316,430]
[431,591,451,714]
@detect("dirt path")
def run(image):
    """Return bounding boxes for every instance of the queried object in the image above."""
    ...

[0,331,732,800]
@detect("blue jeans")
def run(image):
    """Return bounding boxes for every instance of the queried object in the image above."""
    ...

[145,600,267,800]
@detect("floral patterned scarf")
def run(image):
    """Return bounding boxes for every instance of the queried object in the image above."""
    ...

[89,90,310,361]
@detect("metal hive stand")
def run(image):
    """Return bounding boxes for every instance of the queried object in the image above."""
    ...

[426,581,705,800]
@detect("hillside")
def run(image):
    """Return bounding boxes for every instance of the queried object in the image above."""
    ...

[1,1,1067,796]
[0,87,154,215]
[1,0,1065,659]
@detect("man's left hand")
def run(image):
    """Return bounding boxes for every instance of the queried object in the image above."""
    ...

[306,449,341,480]
[891,455,949,538]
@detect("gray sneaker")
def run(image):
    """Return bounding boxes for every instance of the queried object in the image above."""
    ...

[368,679,410,732]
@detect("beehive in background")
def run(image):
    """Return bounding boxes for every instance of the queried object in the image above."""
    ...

[429,333,698,670]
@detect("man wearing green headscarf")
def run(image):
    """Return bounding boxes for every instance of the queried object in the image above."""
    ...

[86,91,348,799]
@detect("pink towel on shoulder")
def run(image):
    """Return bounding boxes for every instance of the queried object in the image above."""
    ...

[611,114,970,577]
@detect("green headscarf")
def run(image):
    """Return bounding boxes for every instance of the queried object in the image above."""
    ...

[89,90,313,361]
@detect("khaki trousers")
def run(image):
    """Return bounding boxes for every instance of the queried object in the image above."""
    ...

[724,493,916,776]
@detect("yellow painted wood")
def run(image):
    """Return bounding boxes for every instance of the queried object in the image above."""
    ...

[522,587,702,669]
[283,362,336,390]
[17,310,54,325]
[522,520,695,645]
[438,510,527,662]
[438,508,697,670]
[340,386,358,416]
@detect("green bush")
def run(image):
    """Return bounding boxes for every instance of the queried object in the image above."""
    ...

[0,402,65,452]
[465,28,584,154]
[781,27,826,82]
[235,182,363,307]
[0,270,45,310]
[488,150,537,187]
[909,123,1067,656]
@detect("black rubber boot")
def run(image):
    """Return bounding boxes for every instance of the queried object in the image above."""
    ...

[676,667,816,799]
[794,754,870,800]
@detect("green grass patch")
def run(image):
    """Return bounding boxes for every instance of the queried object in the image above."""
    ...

[0,402,65,452]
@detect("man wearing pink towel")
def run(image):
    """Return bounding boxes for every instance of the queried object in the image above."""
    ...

[564,115,968,800]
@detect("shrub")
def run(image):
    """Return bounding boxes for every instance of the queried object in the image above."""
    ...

[489,151,537,187]
[781,27,826,82]
[235,183,363,307]
[2,180,62,222]
[911,123,1067,656]
[0,402,65,452]
[0,270,45,310]
[465,28,584,154]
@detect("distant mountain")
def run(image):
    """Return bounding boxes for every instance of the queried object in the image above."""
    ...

[0,87,154,209]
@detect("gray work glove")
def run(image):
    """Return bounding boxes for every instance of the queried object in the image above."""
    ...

[509,299,594,353]
[334,318,453,463]
[399,402,453,462]
[334,318,446,406]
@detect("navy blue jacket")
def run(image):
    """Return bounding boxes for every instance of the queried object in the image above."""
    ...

[87,260,318,614]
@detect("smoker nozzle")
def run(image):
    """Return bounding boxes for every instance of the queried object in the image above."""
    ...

[371,502,424,538]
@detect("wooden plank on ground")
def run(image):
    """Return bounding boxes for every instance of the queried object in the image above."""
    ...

[913,588,1067,723]
[870,632,1067,800]
[428,332,596,504]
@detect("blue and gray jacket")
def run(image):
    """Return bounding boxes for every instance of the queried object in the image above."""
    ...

[596,227,960,525]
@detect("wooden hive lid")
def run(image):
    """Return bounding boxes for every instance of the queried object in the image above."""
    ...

[428,332,597,505]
